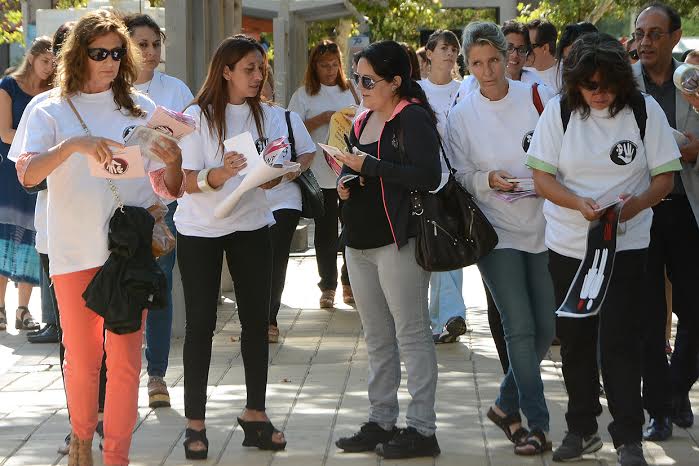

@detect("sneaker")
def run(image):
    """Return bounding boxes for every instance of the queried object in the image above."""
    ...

[335,422,397,452]
[617,442,648,466]
[57,432,71,455]
[552,431,603,462]
[148,375,171,408]
[375,427,440,459]
[436,316,468,343]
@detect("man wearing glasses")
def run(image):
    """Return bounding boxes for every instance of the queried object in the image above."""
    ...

[525,19,559,90]
[632,1,699,443]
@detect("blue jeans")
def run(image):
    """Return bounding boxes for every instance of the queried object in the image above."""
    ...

[478,248,555,432]
[428,269,465,334]
[145,201,176,377]
[40,264,56,325]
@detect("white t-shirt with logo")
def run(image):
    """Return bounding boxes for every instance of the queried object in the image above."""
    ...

[263,106,316,212]
[447,79,554,253]
[20,90,162,275]
[418,78,461,138]
[287,84,356,189]
[451,69,551,108]
[175,102,281,237]
[525,63,561,91]
[526,94,682,259]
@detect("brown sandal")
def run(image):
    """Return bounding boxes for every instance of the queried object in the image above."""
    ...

[319,289,335,309]
[15,306,39,330]
[268,325,280,343]
[487,406,528,444]
[0,306,6,331]
[514,429,552,456]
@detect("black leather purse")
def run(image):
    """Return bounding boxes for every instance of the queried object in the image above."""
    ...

[285,111,325,219]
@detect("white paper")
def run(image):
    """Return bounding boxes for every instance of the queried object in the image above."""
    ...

[318,142,344,158]
[88,146,146,179]
[223,132,262,176]
[594,195,623,212]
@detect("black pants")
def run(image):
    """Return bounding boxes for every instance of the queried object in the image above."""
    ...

[641,196,699,418]
[269,209,301,327]
[485,282,508,374]
[314,188,349,290]
[550,249,645,448]
[178,227,272,419]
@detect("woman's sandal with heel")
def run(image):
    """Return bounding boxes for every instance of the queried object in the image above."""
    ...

[237,417,287,451]
[183,428,208,460]
[486,407,528,444]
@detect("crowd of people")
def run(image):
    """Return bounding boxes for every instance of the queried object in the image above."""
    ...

[0,2,697,465]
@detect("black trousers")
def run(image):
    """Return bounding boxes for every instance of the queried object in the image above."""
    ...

[484,282,508,374]
[642,196,699,417]
[550,249,645,448]
[178,227,272,419]
[269,209,301,327]
[314,188,349,290]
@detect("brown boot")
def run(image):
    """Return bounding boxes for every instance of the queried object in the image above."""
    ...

[342,285,355,305]
[319,289,335,309]
[68,434,93,466]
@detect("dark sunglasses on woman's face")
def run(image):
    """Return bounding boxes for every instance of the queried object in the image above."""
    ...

[352,73,385,90]
[87,47,127,62]
[579,79,610,92]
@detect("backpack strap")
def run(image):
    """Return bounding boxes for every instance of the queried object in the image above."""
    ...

[630,92,647,142]
[284,111,297,162]
[560,96,572,133]
[532,83,544,115]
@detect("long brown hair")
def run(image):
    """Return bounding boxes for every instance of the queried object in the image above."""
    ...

[191,35,267,156]
[304,40,349,96]
[11,36,53,86]
[57,10,144,118]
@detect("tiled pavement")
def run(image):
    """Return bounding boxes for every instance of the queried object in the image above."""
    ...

[0,257,697,465]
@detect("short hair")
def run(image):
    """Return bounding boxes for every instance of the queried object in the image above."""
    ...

[636,2,681,32]
[426,29,460,52]
[416,47,427,62]
[556,22,598,61]
[461,21,507,63]
[527,19,557,55]
[683,49,699,63]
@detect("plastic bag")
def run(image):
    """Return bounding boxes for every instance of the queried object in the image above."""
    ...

[147,201,175,258]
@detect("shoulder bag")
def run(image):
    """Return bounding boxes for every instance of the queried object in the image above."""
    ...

[285,110,325,219]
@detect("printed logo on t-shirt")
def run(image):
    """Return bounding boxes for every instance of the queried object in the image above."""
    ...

[255,137,269,154]
[522,130,535,152]
[610,141,638,166]
[105,158,129,175]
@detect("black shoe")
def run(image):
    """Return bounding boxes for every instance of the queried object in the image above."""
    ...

[27,324,59,343]
[375,427,440,459]
[617,442,648,466]
[96,420,104,450]
[552,431,603,462]
[336,422,397,452]
[672,394,694,428]
[643,416,672,441]
[436,316,468,343]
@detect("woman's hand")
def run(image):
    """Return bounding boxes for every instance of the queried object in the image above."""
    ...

[488,170,515,191]
[69,136,124,165]
[316,110,335,125]
[335,148,367,173]
[576,196,603,221]
[259,176,282,190]
[337,180,351,200]
[151,136,182,168]
[221,151,247,179]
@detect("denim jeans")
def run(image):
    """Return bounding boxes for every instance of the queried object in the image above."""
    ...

[346,239,438,436]
[478,248,555,432]
[40,263,56,325]
[145,201,176,377]
[428,269,466,334]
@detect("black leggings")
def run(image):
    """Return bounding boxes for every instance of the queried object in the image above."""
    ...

[270,209,301,327]
[178,227,273,419]
[315,188,349,290]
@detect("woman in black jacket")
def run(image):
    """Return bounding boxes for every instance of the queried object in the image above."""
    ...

[333,40,442,460]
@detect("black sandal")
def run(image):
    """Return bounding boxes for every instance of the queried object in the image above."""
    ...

[183,428,208,460]
[237,417,287,451]
[0,306,6,331]
[514,429,552,456]
[15,306,39,330]
[487,406,528,444]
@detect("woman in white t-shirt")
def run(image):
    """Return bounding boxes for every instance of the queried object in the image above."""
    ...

[175,35,287,459]
[447,22,556,456]
[124,12,194,411]
[16,12,184,465]
[288,40,358,309]
[527,33,681,465]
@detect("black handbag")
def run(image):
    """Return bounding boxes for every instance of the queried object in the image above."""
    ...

[285,111,325,219]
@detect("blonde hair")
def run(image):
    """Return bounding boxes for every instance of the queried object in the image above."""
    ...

[11,36,53,85]
[57,10,144,118]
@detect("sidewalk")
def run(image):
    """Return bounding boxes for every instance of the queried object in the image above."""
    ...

[0,256,697,465]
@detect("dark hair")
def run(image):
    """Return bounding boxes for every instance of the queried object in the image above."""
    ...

[358,40,436,125]
[636,2,681,32]
[399,43,422,81]
[501,20,531,48]
[426,29,460,53]
[416,47,427,62]
[122,13,166,41]
[304,40,349,96]
[556,22,598,61]
[52,21,74,56]
[527,19,557,55]
[562,32,639,119]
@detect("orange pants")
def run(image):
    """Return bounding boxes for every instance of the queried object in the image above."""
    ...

[53,267,145,465]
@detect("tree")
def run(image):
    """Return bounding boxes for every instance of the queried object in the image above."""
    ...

[1,0,22,45]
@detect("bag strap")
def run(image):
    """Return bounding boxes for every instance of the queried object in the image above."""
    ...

[284,111,297,162]
[66,96,125,212]
[532,83,544,115]
[348,80,361,105]
[559,92,646,142]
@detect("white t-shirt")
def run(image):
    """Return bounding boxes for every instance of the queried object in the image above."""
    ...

[418,78,461,138]
[175,102,281,237]
[264,106,316,212]
[447,79,555,254]
[526,63,561,91]
[526,94,682,259]
[134,70,193,114]
[287,84,356,189]
[452,69,551,107]
[21,90,162,275]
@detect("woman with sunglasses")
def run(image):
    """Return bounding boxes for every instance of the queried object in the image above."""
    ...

[15,11,184,465]
[333,40,441,459]
[123,12,194,411]
[448,21,556,456]
[176,35,290,459]
[288,40,357,309]
[527,33,681,465]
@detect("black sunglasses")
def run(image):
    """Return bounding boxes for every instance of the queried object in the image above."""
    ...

[579,79,611,92]
[87,47,127,62]
[352,72,385,90]
[318,43,339,53]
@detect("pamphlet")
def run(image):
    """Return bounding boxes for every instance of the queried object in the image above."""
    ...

[88,146,146,179]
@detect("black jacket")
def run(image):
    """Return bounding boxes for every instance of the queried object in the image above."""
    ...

[344,101,442,248]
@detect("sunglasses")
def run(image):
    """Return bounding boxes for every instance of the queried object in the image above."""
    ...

[352,73,385,90]
[87,47,127,62]
[579,80,611,92]
[318,43,339,53]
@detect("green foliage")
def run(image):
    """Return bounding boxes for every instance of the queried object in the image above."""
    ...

[55,0,87,7]
[1,0,22,45]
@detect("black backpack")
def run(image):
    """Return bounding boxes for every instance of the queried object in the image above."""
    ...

[559,92,647,141]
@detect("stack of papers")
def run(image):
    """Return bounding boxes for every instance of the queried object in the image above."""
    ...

[494,178,537,202]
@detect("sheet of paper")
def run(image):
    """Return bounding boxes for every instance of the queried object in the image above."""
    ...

[223,132,261,176]
[147,106,196,140]
[594,195,624,212]
[124,126,178,163]
[88,146,146,179]
[318,143,344,159]
[327,106,356,150]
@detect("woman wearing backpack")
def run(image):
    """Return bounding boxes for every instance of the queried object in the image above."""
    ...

[527,33,680,466]
[447,21,556,456]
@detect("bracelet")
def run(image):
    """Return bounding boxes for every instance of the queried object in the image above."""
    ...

[197,168,218,192]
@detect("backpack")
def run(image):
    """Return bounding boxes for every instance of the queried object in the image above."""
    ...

[559,92,647,141]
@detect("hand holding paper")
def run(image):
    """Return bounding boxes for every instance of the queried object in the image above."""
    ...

[88,146,146,179]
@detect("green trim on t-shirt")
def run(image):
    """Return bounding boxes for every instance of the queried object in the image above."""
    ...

[525,155,557,175]
[650,158,682,177]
